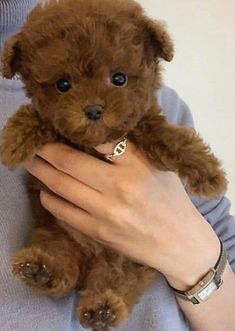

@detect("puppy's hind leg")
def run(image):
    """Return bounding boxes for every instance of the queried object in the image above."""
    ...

[12,177,86,298]
[78,251,156,331]
[12,225,84,298]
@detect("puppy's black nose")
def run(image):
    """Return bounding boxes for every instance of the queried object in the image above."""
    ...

[84,105,104,121]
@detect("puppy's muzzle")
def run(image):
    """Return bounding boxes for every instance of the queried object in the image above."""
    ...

[84,105,104,121]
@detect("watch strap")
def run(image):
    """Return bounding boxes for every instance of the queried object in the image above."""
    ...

[214,239,228,285]
[169,239,227,304]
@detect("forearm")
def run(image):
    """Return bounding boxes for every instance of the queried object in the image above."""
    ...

[177,263,235,331]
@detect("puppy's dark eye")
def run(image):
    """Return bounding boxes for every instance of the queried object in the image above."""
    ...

[56,79,72,93]
[111,72,128,87]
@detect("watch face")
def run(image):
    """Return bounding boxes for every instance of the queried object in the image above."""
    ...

[198,281,218,301]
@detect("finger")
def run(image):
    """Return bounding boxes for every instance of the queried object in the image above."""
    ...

[25,156,107,217]
[40,191,100,240]
[36,142,114,191]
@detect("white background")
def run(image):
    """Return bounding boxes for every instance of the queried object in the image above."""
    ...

[137,0,235,214]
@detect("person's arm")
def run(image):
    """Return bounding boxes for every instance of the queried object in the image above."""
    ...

[177,263,235,331]
[167,196,235,331]
[158,87,235,330]
[177,194,235,331]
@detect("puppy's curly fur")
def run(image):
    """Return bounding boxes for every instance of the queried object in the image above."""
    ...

[0,0,227,329]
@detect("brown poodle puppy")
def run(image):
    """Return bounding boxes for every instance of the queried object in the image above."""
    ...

[0,0,227,330]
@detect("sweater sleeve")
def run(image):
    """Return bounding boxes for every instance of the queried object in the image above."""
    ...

[157,85,235,273]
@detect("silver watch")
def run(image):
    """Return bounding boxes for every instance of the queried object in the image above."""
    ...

[169,240,228,304]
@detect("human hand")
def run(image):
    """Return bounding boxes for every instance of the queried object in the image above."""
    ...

[25,141,220,291]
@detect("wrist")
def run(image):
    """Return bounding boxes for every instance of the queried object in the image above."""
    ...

[166,235,221,292]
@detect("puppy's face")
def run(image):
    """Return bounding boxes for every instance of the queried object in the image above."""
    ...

[2,0,174,147]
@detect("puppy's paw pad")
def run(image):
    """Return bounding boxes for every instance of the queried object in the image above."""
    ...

[12,247,79,298]
[78,289,128,330]
[12,248,55,287]
[13,261,53,286]
[82,306,116,330]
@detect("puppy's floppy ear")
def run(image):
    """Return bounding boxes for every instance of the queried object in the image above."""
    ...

[1,34,22,79]
[142,17,174,62]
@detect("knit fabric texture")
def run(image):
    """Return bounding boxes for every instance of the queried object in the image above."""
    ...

[0,0,38,50]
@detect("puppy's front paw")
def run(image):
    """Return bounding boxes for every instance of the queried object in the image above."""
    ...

[0,104,56,169]
[78,289,128,330]
[188,168,227,199]
[0,139,37,169]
